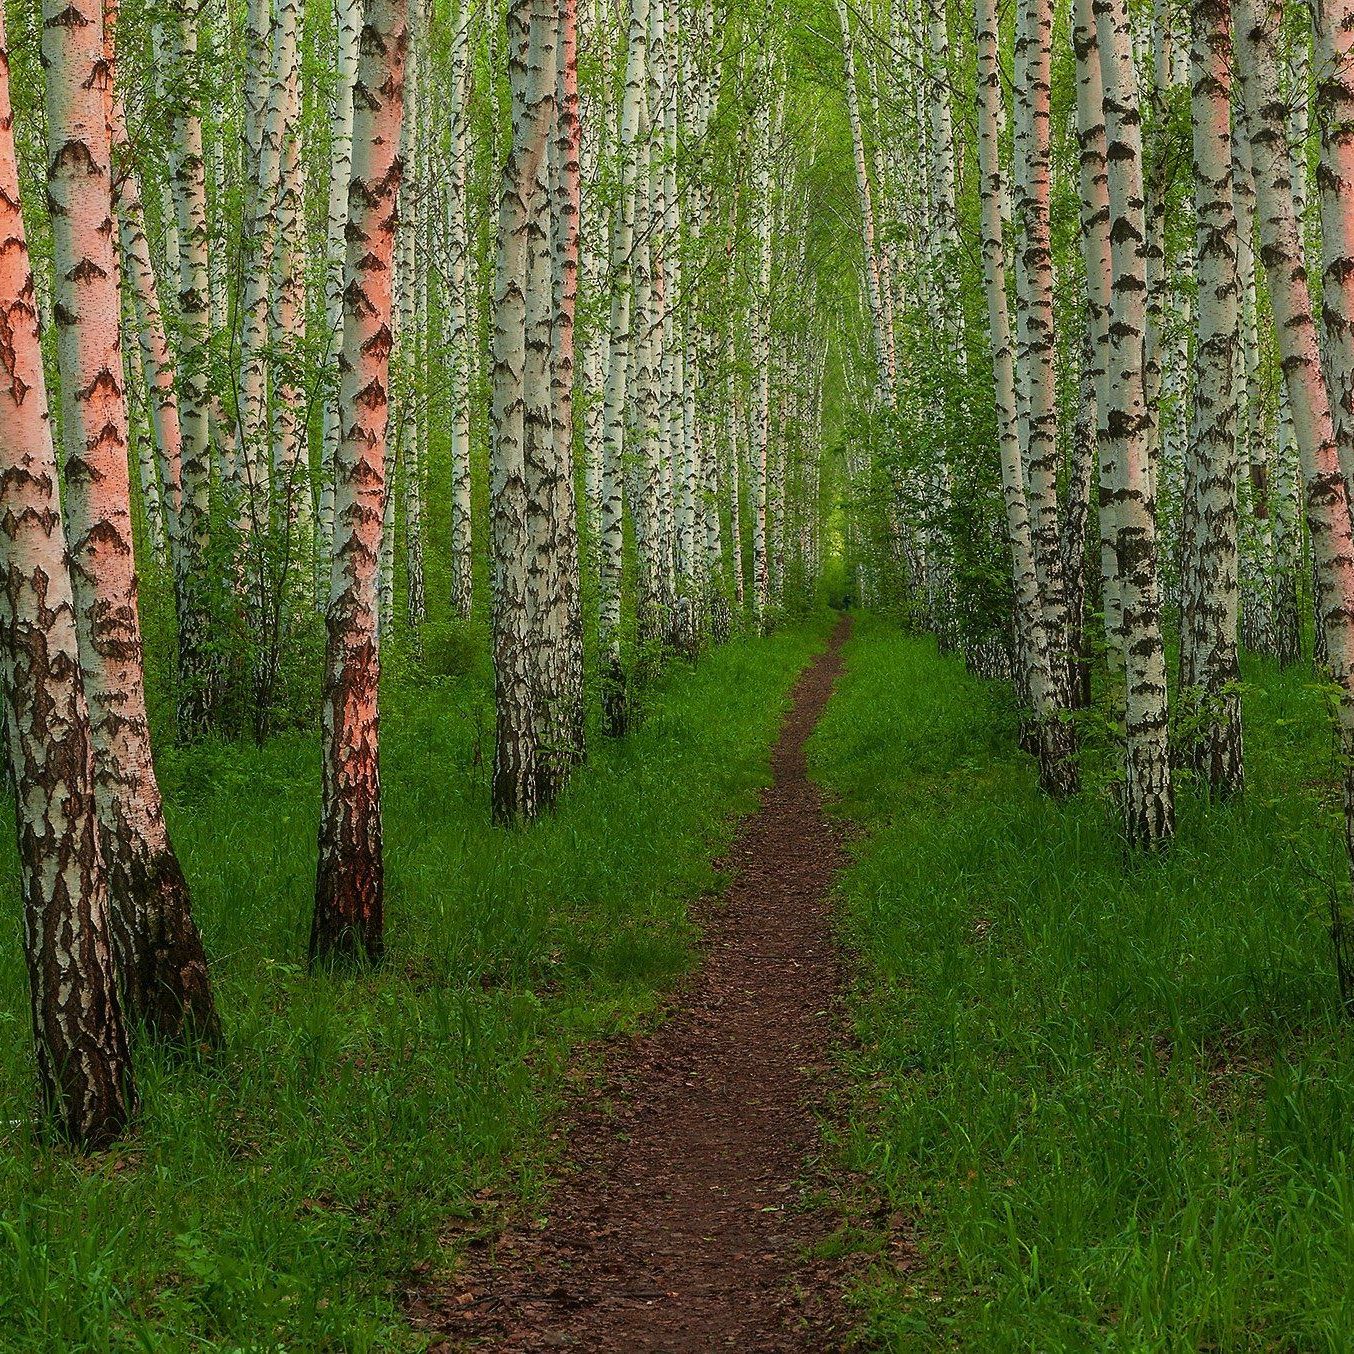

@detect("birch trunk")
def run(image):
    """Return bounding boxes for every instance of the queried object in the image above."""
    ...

[490,0,557,819]
[318,0,363,591]
[1143,0,1176,488]
[976,0,1077,796]
[1096,0,1176,846]
[259,34,309,732]
[728,367,745,613]
[924,0,958,643]
[110,56,182,583]
[834,0,892,402]
[599,0,649,734]
[164,0,215,738]
[123,327,167,567]
[1064,333,1095,708]
[751,63,772,626]
[1013,0,1073,702]
[1233,100,1276,654]
[0,17,136,1144]
[446,0,474,619]
[269,38,308,554]
[534,0,586,802]
[311,0,407,965]
[1073,0,1122,686]
[650,0,678,630]
[1178,0,1243,795]
[383,0,420,642]
[631,46,665,651]
[1316,0,1354,489]
[579,4,609,564]
[238,0,302,545]
[49,0,219,1042]
[405,43,428,631]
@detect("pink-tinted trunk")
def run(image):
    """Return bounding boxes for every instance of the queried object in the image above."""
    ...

[311,0,408,965]
[0,11,136,1146]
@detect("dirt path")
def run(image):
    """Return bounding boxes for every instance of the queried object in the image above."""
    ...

[409,620,855,1351]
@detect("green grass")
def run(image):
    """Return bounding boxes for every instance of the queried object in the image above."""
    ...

[0,615,833,1351]
[810,615,1354,1352]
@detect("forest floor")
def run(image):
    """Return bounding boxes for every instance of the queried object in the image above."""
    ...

[8,613,1354,1350]
[811,616,1354,1350]
[0,617,837,1350]
[408,618,858,1351]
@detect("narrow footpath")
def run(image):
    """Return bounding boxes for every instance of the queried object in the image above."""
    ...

[410,619,855,1351]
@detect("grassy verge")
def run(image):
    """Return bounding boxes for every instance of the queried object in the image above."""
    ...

[811,615,1354,1351]
[0,616,832,1351]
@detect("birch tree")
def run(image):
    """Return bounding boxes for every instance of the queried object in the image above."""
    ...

[599,0,649,734]
[0,15,136,1145]
[165,0,216,738]
[47,0,219,1041]
[750,51,774,626]
[446,0,474,619]
[535,0,587,802]
[1073,0,1122,689]
[1012,0,1075,713]
[489,0,557,819]
[1178,0,1243,795]
[311,0,408,964]
[834,0,892,404]
[975,0,1077,797]
[318,0,363,589]
[1096,0,1175,846]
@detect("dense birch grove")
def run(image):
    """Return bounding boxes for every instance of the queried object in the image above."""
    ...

[0,0,842,1145]
[831,0,1354,914]
[4,0,1354,1159]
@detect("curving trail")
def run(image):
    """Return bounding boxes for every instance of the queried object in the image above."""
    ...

[410,619,855,1351]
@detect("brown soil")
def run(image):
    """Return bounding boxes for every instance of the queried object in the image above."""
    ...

[408,619,856,1351]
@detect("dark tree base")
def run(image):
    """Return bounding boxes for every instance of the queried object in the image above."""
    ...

[109,841,222,1050]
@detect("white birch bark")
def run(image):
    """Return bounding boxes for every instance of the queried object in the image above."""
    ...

[1317,0,1354,491]
[630,92,664,649]
[49,0,218,1040]
[976,0,1077,796]
[1096,0,1175,846]
[238,0,301,540]
[579,2,610,564]
[1179,0,1243,794]
[1232,96,1276,654]
[1073,0,1122,681]
[317,0,363,590]
[490,0,557,819]
[406,27,428,630]
[381,0,421,644]
[728,365,745,613]
[834,0,893,403]
[446,0,474,619]
[122,312,167,568]
[750,59,772,626]
[110,68,182,584]
[1142,0,1176,488]
[534,0,586,800]
[1013,0,1073,700]
[269,39,309,572]
[0,10,136,1146]
[165,0,216,737]
[599,0,649,731]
